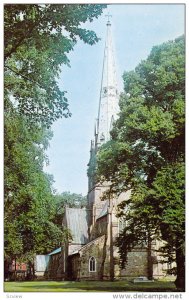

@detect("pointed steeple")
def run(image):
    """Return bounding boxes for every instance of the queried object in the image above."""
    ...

[97,16,120,145]
[87,17,120,192]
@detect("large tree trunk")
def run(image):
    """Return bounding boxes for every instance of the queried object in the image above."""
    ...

[147,234,153,280]
[174,243,185,291]
[4,259,10,280]
[14,256,17,281]
[108,200,114,281]
[99,233,108,280]
[27,261,34,280]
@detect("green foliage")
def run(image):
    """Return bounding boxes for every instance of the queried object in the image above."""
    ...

[54,191,87,209]
[4,4,106,127]
[4,3,106,268]
[4,109,63,261]
[152,162,184,247]
[53,191,87,227]
[97,35,185,289]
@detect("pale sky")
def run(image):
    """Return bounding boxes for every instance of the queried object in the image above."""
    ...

[44,3,185,196]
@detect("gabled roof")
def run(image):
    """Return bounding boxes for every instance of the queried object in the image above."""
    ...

[69,235,106,256]
[65,207,89,244]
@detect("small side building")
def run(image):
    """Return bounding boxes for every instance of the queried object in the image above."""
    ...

[45,207,90,280]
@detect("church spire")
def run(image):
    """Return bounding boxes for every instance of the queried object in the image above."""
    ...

[97,15,120,145]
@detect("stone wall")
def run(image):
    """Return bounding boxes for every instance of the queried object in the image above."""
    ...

[67,237,173,281]
[68,254,80,280]
[69,235,153,280]
[66,187,174,281]
[87,184,109,227]
[90,216,107,241]
[47,252,65,280]
[118,249,148,279]
[70,235,107,280]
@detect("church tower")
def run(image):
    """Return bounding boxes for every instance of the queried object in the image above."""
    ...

[87,16,120,230]
[97,16,120,145]
[57,16,168,283]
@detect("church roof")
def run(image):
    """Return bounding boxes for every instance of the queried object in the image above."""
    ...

[68,235,106,256]
[65,207,89,244]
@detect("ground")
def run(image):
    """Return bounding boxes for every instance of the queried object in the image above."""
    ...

[4,280,177,292]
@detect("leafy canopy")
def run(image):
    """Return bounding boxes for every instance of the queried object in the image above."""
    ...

[4,109,63,260]
[96,35,185,288]
[4,4,106,127]
[4,4,106,263]
[53,192,87,227]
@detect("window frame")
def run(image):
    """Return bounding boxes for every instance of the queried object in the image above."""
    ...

[89,256,96,272]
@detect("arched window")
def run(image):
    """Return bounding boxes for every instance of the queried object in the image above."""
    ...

[89,256,96,272]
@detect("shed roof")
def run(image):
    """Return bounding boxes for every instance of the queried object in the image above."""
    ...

[48,247,61,256]
[65,208,89,244]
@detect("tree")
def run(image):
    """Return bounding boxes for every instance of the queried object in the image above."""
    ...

[97,35,185,290]
[4,108,63,277]
[53,192,87,227]
[4,4,106,127]
[4,4,106,278]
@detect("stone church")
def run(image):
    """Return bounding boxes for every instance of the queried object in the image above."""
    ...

[45,19,172,281]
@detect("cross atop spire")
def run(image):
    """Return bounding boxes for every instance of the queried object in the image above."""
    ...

[105,12,112,25]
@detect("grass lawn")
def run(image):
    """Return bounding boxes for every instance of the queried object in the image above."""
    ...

[4,280,177,292]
